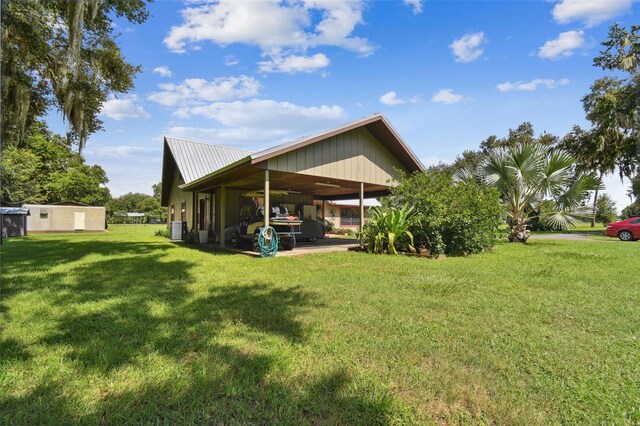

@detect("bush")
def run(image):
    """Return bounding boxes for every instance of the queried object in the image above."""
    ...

[362,205,415,255]
[333,227,355,235]
[388,168,503,256]
[323,219,335,233]
[595,194,617,226]
[154,228,170,238]
[621,200,640,219]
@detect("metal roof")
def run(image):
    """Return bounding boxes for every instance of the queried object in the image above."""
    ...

[0,207,29,215]
[164,137,253,184]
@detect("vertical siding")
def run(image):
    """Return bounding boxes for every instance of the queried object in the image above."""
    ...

[265,127,404,185]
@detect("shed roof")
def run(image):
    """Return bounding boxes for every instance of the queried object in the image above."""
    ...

[0,207,29,215]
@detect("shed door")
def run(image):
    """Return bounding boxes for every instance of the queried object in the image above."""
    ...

[74,212,86,230]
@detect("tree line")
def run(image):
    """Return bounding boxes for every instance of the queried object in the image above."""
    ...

[448,24,640,226]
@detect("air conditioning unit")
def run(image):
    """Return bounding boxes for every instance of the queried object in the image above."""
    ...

[170,221,186,241]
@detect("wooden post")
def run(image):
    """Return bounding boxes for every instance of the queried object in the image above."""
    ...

[220,185,226,248]
[264,169,270,228]
[192,192,197,231]
[209,191,214,235]
[359,182,364,247]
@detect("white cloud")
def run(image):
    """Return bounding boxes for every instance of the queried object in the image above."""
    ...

[379,91,420,106]
[164,0,373,73]
[84,145,160,158]
[404,0,423,14]
[259,53,330,73]
[538,30,585,60]
[431,89,464,104]
[165,0,372,55]
[152,66,172,77]
[164,100,347,147]
[100,96,150,121]
[224,55,239,66]
[165,126,292,146]
[174,99,346,131]
[148,76,260,106]
[496,78,570,92]
[450,32,485,63]
[552,0,632,27]
[379,91,405,106]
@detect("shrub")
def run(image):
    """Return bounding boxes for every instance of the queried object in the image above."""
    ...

[154,228,170,238]
[333,227,355,235]
[362,205,415,255]
[388,168,503,256]
[323,219,335,233]
[595,194,618,226]
[621,200,640,219]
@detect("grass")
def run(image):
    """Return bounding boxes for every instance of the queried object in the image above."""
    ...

[1,225,639,424]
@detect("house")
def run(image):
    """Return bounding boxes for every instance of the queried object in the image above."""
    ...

[1,207,30,238]
[113,212,147,224]
[323,199,380,230]
[160,114,424,247]
[24,204,106,232]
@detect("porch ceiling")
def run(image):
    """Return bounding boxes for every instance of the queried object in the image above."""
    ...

[188,166,391,200]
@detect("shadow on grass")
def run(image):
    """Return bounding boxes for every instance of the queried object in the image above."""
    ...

[1,236,396,424]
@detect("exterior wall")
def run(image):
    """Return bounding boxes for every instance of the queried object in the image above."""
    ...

[24,205,105,232]
[323,201,369,229]
[167,169,195,230]
[266,127,404,186]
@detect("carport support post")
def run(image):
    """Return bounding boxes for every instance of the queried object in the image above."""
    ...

[359,182,364,248]
[264,169,270,228]
[220,185,226,248]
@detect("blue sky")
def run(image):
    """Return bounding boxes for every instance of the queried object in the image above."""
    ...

[47,0,638,210]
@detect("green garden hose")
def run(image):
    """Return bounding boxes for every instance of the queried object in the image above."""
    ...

[258,226,278,257]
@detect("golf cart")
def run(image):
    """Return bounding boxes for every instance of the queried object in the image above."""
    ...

[226,192,303,251]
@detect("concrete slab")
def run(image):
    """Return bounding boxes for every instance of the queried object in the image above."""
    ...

[199,236,360,257]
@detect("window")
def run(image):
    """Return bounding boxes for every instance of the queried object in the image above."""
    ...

[40,209,49,219]
[631,218,640,224]
[341,208,361,226]
[170,204,175,221]
[180,202,186,222]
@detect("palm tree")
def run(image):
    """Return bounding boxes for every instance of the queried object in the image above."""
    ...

[477,144,602,242]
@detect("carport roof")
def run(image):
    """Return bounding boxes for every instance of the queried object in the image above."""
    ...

[180,114,423,190]
[161,114,424,204]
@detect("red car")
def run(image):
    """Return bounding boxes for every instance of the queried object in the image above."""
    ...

[605,217,640,241]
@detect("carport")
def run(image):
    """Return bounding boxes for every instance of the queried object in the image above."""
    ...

[161,114,424,249]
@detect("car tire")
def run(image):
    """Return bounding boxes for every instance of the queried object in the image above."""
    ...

[618,230,634,241]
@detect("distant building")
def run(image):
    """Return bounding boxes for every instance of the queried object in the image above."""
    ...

[113,212,147,224]
[24,204,106,233]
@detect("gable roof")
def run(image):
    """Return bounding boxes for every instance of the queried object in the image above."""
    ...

[247,114,424,171]
[162,137,253,205]
[175,114,424,193]
[164,137,253,184]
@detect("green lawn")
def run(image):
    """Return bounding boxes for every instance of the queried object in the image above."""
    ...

[1,225,638,424]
